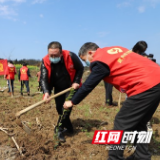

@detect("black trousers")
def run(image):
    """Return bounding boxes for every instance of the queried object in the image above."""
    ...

[21,80,30,93]
[7,80,14,93]
[108,83,160,160]
[38,82,42,91]
[104,81,113,105]
[54,87,76,131]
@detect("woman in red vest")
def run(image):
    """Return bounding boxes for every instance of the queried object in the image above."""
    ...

[4,60,16,95]
[41,41,84,142]
[64,42,160,160]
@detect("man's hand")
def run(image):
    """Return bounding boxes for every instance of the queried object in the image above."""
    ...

[63,101,73,109]
[72,83,79,89]
[43,92,50,103]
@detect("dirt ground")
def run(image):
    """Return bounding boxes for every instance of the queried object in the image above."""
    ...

[0,72,160,160]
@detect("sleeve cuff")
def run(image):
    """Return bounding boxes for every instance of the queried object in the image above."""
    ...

[73,80,80,84]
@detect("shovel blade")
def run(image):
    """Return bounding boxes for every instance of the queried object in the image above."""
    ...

[22,121,32,134]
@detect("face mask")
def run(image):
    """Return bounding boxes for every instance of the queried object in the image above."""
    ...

[49,57,61,64]
[85,60,90,66]
[85,54,90,66]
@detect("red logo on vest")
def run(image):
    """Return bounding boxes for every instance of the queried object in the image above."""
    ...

[21,69,27,74]
[20,66,29,80]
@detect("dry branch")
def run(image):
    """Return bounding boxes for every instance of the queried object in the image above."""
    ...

[89,108,92,114]
[36,117,42,129]
[0,127,24,156]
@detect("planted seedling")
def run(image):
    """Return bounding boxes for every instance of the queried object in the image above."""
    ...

[54,88,75,149]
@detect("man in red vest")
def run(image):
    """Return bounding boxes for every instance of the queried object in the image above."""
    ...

[4,60,16,95]
[18,63,31,96]
[64,42,160,160]
[41,41,84,142]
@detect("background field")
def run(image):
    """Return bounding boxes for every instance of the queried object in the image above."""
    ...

[0,69,160,160]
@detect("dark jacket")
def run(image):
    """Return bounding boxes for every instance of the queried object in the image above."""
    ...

[72,61,110,105]
[40,52,84,94]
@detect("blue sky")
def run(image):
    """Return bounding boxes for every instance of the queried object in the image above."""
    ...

[0,0,160,64]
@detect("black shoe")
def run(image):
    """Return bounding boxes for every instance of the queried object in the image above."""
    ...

[21,92,23,96]
[111,102,118,106]
[54,126,66,142]
[105,102,117,107]
[57,132,66,142]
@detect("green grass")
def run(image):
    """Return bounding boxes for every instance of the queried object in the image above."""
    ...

[86,131,94,138]
[0,69,41,107]
[77,104,90,110]
[7,137,11,146]
[15,64,38,70]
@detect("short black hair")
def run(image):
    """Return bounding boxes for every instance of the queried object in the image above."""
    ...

[8,60,13,64]
[132,41,148,54]
[48,41,62,53]
[78,42,99,57]
[23,62,27,66]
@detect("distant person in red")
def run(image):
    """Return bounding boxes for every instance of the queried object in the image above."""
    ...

[4,60,16,94]
[18,63,31,96]
[64,42,160,160]
[36,71,41,91]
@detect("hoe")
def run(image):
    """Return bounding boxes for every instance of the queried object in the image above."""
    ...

[15,87,72,133]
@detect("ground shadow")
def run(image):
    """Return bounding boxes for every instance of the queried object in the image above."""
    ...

[70,118,108,136]
[151,117,160,124]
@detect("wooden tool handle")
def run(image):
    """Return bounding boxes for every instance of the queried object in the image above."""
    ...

[15,87,72,117]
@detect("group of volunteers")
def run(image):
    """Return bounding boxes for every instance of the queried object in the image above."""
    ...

[41,41,160,160]
[4,40,160,160]
[4,62,31,96]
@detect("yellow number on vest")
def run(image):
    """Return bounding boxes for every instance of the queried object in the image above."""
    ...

[107,48,123,54]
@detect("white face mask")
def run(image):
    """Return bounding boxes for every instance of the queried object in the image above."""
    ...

[85,60,90,66]
[49,57,61,64]
[85,54,90,66]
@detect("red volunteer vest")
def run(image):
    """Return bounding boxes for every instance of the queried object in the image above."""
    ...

[20,66,29,80]
[6,66,16,80]
[43,50,81,85]
[92,46,160,97]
